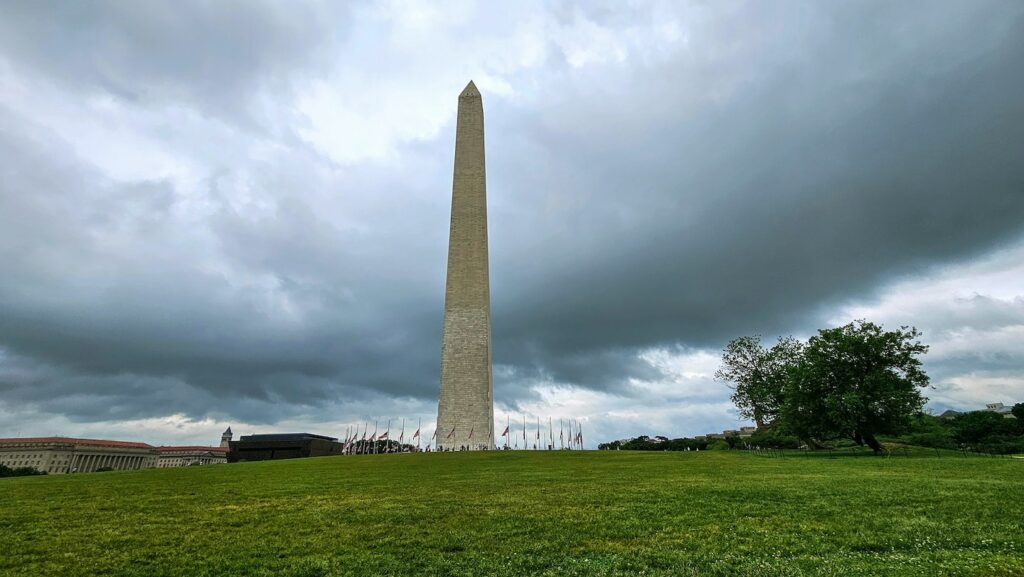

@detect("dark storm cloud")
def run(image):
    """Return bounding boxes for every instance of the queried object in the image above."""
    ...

[0,0,342,125]
[486,1,1024,385]
[1,1,1023,428]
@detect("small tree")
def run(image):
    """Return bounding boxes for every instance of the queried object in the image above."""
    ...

[715,335,803,427]
[779,320,929,453]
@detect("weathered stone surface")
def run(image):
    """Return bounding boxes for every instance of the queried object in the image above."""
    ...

[436,81,494,450]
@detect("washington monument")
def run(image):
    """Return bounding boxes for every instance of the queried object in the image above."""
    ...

[436,81,495,450]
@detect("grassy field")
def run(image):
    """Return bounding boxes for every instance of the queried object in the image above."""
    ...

[1,451,1022,577]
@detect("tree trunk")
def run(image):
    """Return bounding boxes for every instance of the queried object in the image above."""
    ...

[861,431,884,454]
[852,431,864,446]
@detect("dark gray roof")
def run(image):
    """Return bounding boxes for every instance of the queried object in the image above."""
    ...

[238,433,337,442]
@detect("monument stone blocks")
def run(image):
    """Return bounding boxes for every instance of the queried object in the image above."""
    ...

[436,81,495,450]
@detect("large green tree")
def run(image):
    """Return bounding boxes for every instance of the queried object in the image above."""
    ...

[779,320,929,453]
[715,335,803,427]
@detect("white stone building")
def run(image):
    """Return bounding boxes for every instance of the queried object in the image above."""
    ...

[157,446,228,468]
[0,437,159,474]
[986,403,1017,418]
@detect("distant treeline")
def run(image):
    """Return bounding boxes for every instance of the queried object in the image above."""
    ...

[599,436,712,451]
[891,409,1024,454]
[603,407,1024,454]
[598,429,800,452]
[0,464,47,478]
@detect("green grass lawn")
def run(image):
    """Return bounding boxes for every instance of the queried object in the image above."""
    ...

[1,451,1022,576]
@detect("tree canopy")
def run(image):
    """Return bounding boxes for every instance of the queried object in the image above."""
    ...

[714,335,803,428]
[718,320,930,453]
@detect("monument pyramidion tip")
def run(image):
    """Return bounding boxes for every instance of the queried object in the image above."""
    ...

[460,80,480,98]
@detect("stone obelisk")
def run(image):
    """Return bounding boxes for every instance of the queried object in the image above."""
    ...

[436,81,494,450]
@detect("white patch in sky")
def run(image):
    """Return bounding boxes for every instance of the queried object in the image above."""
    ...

[831,237,1024,410]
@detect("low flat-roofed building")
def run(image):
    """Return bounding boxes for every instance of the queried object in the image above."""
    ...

[228,433,343,463]
[157,446,228,468]
[738,426,758,437]
[0,437,159,474]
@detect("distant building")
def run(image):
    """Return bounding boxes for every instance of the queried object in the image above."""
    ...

[227,433,344,463]
[738,426,758,437]
[220,427,233,448]
[0,437,159,474]
[986,403,1016,418]
[157,446,228,468]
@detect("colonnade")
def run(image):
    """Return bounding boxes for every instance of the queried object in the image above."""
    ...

[72,453,151,472]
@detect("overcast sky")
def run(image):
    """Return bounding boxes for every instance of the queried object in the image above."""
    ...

[2,1,1023,447]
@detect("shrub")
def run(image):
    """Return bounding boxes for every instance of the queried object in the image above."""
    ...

[747,427,801,449]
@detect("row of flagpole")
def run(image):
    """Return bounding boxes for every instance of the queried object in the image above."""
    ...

[338,416,585,453]
[498,416,585,451]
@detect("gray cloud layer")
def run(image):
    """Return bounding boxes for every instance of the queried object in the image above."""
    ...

[1,1,1023,434]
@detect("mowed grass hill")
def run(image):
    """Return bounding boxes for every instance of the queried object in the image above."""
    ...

[2,452,1022,577]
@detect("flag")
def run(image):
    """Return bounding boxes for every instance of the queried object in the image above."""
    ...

[501,426,509,437]
[431,429,437,440]
[379,431,389,440]
[369,433,376,442]
[469,427,474,440]
[446,427,456,439]
[413,429,420,439]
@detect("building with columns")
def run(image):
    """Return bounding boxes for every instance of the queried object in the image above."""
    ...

[157,446,228,468]
[0,437,159,474]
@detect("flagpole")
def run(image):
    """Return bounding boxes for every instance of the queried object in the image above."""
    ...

[418,418,422,451]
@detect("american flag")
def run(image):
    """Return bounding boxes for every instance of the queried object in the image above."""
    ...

[500,426,509,437]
